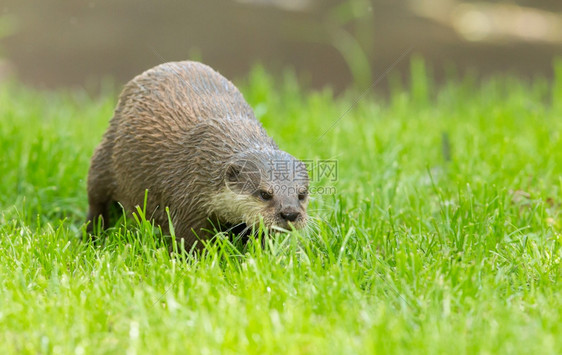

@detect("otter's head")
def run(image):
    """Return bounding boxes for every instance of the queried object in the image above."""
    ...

[213,149,309,231]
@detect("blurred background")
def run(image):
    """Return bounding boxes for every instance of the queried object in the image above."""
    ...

[1,0,561,92]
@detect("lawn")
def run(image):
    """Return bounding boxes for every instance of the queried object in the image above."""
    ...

[0,61,561,354]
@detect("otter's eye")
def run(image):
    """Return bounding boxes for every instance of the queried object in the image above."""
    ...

[259,190,273,201]
[298,191,308,201]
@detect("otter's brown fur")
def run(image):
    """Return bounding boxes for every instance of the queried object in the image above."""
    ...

[86,61,309,249]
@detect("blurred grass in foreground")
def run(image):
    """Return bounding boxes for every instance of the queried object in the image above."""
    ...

[0,60,561,354]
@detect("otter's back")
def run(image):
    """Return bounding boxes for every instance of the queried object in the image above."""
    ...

[115,61,256,129]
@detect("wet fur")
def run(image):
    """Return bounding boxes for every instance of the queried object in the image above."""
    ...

[86,61,308,249]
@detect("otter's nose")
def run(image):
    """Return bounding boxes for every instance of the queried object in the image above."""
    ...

[280,211,300,222]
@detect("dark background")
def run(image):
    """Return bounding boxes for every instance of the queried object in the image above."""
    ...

[1,0,561,92]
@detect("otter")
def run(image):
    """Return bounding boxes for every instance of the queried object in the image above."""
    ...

[86,61,309,249]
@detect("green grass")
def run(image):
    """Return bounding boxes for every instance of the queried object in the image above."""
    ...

[1,62,561,354]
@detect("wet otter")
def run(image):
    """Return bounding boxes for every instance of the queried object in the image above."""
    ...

[86,61,309,249]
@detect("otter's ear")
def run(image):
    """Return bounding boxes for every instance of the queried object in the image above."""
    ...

[226,164,241,183]
[225,161,261,195]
